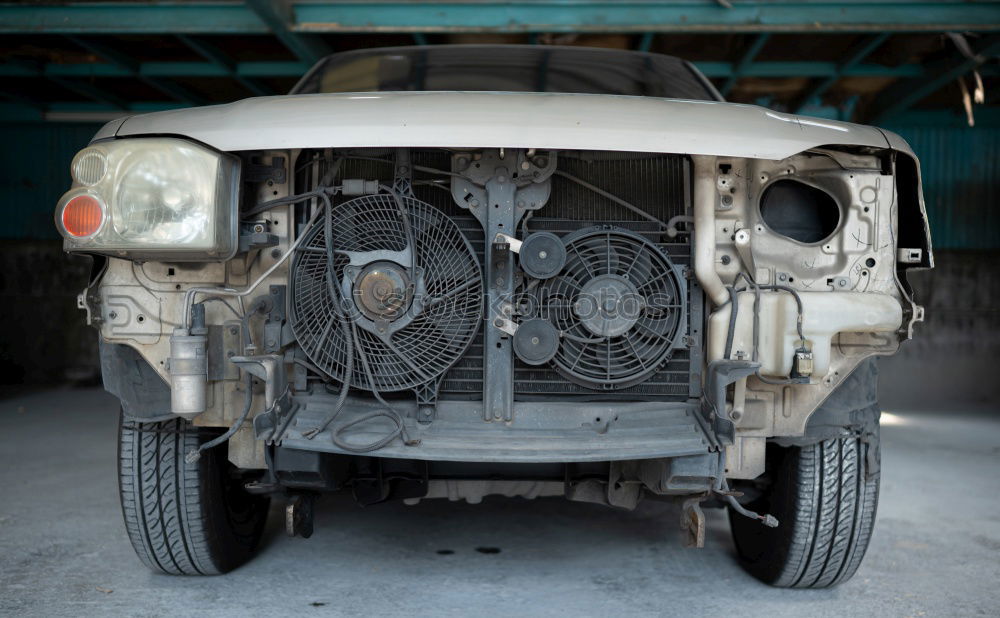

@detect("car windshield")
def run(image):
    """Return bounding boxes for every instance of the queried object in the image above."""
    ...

[293,45,720,100]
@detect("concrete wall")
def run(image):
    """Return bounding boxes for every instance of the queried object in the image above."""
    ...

[879,250,1000,409]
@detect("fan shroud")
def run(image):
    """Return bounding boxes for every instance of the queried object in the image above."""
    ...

[289,193,483,393]
[535,226,686,390]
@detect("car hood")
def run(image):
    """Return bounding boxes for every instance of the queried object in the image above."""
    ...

[108,91,891,160]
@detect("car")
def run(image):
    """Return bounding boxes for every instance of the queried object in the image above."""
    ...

[56,45,931,586]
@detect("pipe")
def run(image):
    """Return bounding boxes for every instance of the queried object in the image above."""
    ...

[692,156,728,306]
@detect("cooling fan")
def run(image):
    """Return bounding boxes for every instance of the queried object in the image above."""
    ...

[290,193,483,392]
[533,226,685,390]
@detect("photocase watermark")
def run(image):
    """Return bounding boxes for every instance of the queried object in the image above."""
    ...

[332,284,675,325]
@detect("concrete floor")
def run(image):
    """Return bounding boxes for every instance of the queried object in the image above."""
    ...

[1,388,998,617]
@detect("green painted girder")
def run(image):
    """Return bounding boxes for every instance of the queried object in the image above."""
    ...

[67,35,206,105]
[176,35,273,97]
[245,0,331,64]
[870,35,1000,123]
[0,2,269,34]
[0,60,923,79]
[695,61,923,78]
[0,61,311,78]
[794,32,890,112]
[1,2,999,34]
[720,33,770,96]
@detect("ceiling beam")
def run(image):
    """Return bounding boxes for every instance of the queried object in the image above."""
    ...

[694,61,923,78]
[49,75,129,109]
[293,1,1000,33]
[721,33,770,96]
[637,33,655,52]
[176,35,273,97]
[0,59,926,80]
[870,35,1000,124]
[245,0,330,64]
[0,2,267,34]
[2,2,999,34]
[794,33,890,113]
[67,36,205,106]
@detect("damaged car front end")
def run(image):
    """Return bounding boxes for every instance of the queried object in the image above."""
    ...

[58,46,930,585]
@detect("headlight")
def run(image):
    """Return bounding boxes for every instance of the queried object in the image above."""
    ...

[55,137,240,260]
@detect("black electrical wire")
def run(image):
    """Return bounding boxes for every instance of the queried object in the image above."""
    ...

[241,186,341,220]
[299,186,417,451]
[186,372,254,464]
[302,190,355,439]
[733,273,809,385]
[380,184,418,273]
[756,283,806,343]
[328,322,416,452]
[185,294,274,462]
[723,285,739,360]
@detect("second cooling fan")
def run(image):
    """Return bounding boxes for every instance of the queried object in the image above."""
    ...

[532,226,686,390]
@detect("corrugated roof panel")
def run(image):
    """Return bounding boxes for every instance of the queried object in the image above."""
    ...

[886,125,1000,250]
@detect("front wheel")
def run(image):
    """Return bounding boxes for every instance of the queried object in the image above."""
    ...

[117,411,270,575]
[728,428,880,588]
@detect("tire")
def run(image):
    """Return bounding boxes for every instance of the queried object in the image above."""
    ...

[728,427,880,588]
[117,410,270,575]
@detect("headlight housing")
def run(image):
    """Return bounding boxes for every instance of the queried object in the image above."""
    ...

[55,137,240,260]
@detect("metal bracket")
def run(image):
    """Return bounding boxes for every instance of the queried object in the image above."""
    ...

[733,228,756,274]
[244,156,286,184]
[451,149,553,423]
[415,378,442,424]
[393,147,414,197]
[229,353,290,441]
[681,494,708,548]
[702,359,760,445]
[263,285,286,354]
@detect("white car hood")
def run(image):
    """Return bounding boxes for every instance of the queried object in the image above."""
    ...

[110,91,891,160]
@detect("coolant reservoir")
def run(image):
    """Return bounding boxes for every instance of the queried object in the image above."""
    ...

[708,291,902,378]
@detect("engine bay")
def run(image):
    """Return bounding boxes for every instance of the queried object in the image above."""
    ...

[87,145,915,492]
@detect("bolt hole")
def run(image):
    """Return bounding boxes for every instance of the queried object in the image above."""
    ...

[863,206,870,213]
[137,315,145,323]
[865,257,876,268]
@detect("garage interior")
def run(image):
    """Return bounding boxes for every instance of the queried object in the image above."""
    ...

[1,2,998,614]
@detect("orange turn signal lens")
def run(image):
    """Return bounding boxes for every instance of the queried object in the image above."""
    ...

[62,194,104,237]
